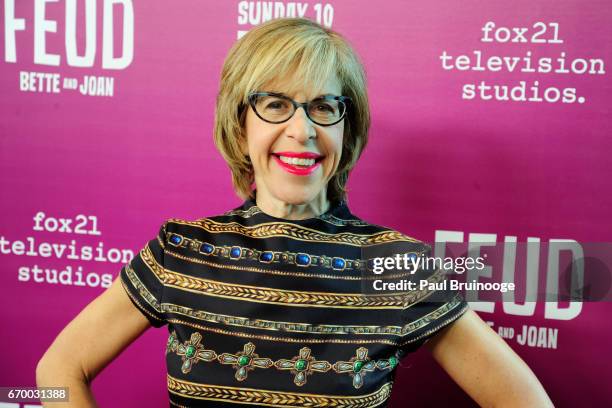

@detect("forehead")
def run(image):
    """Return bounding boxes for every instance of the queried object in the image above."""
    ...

[262,72,342,99]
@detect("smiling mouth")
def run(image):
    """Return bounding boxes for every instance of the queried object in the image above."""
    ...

[273,154,323,167]
[271,153,324,175]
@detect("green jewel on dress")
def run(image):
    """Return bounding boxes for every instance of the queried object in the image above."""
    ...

[376,354,399,370]
[176,332,217,374]
[389,356,398,368]
[218,342,273,381]
[166,330,179,355]
[332,347,376,389]
[274,347,331,386]
[238,355,251,366]
[295,359,307,371]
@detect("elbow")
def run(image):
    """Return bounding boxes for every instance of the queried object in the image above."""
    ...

[493,383,554,408]
[36,349,62,386]
[36,349,88,387]
[35,353,53,386]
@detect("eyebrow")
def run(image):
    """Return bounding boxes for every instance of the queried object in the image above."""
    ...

[271,91,337,99]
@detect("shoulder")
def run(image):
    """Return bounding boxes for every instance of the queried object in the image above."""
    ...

[162,207,242,230]
[338,210,432,254]
[157,205,259,245]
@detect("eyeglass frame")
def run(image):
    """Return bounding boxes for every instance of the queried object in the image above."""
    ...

[247,91,351,127]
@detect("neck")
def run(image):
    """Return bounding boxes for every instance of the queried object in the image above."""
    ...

[254,189,330,220]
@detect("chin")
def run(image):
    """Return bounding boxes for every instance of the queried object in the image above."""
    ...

[270,184,322,205]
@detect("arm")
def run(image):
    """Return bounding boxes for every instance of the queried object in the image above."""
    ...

[425,309,554,408]
[36,275,152,407]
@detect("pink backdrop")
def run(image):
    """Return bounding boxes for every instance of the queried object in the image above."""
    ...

[1,0,610,406]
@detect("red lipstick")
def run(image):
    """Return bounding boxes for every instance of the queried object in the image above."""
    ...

[271,151,324,176]
[273,151,323,159]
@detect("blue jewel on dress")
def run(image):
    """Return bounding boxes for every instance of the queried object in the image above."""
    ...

[332,257,346,270]
[230,246,242,259]
[169,234,182,246]
[295,253,311,266]
[259,251,273,263]
[200,242,214,255]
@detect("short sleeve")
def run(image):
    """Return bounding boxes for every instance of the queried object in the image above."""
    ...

[400,244,469,350]
[120,221,168,328]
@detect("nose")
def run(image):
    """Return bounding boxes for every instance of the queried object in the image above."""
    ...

[285,106,316,142]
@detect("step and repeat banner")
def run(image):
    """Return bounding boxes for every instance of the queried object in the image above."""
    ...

[1,1,610,407]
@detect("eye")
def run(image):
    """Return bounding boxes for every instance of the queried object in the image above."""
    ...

[311,101,337,114]
[267,101,285,109]
[262,97,291,111]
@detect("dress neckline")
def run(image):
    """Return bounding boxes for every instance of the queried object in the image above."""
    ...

[239,193,350,225]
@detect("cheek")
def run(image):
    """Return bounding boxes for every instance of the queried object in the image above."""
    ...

[245,113,272,158]
[331,126,344,158]
[322,128,344,177]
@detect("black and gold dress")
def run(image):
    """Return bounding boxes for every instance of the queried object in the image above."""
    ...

[120,196,468,407]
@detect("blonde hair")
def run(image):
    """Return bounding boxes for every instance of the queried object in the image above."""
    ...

[213,18,370,203]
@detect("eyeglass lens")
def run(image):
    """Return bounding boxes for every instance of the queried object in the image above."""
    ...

[252,95,345,125]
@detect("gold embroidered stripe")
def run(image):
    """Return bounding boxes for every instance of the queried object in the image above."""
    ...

[169,218,419,247]
[162,295,461,345]
[160,293,460,337]
[167,271,439,309]
[142,245,445,309]
[163,274,433,309]
[222,206,263,218]
[167,374,392,407]
[167,318,403,345]
[123,262,162,313]
[120,277,164,323]
[316,212,371,227]
[408,299,469,345]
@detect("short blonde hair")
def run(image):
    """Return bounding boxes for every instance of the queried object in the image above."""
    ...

[213,18,370,203]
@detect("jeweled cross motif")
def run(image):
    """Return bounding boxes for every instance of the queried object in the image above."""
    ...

[218,342,273,381]
[332,347,376,389]
[175,332,217,374]
[274,347,331,386]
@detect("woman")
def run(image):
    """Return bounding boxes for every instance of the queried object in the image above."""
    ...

[37,18,553,407]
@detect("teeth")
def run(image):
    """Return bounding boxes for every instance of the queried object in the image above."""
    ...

[278,156,316,167]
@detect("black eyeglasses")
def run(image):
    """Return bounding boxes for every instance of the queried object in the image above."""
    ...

[247,92,351,127]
